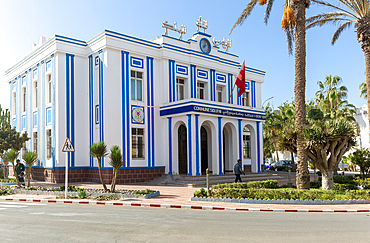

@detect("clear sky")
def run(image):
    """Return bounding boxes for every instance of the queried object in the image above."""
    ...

[0,0,366,110]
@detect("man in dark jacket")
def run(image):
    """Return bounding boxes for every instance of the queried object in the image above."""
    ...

[234,159,245,183]
[15,159,25,186]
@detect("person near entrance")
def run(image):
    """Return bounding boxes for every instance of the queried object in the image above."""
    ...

[15,159,25,186]
[234,159,245,183]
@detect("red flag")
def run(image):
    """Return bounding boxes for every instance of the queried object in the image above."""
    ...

[236,61,245,97]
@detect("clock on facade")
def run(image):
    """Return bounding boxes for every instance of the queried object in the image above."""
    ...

[200,38,211,54]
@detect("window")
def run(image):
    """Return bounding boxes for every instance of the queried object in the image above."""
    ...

[33,81,38,108]
[243,135,251,159]
[132,128,144,159]
[33,132,38,155]
[12,92,16,115]
[95,105,99,124]
[131,71,142,101]
[197,82,205,99]
[22,87,26,112]
[216,85,223,102]
[176,78,185,101]
[242,92,250,107]
[46,129,51,159]
[47,74,52,104]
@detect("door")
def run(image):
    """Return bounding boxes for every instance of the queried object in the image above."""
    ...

[201,126,208,175]
[178,125,187,174]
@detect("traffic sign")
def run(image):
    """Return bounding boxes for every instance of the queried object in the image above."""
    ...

[62,137,75,152]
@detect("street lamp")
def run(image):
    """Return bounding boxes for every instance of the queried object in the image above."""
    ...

[262,96,275,108]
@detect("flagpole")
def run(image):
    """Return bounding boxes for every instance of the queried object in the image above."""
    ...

[228,82,237,104]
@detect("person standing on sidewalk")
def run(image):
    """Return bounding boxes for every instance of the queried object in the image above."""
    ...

[15,159,25,186]
[234,159,245,183]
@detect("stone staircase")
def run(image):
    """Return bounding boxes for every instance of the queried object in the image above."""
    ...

[144,172,290,187]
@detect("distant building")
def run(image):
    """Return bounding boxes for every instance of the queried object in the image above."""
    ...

[6,24,266,183]
[354,104,369,148]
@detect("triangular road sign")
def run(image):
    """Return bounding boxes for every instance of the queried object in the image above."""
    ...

[62,137,75,152]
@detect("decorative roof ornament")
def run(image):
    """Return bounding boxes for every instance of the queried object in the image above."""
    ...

[162,21,187,40]
[212,37,232,53]
[196,16,208,33]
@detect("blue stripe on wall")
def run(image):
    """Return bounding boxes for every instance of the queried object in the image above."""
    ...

[238,119,242,164]
[210,69,215,101]
[71,56,75,167]
[89,55,93,167]
[66,56,70,168]
[147,57,151,167]
[98,50,104,166]
[187,114,192,176]
[168,117,172,174]
[195,114,200,176]
[257,121,261,173]
[218,117,223,175]
[36,64,40,166]
[168,60,175,102]
[191,65,196,98]
[168,60,172,102]
[228,74,233,104]
[121,51,128,167]
[252,81,256,108]
[150,57,155,167]
[125,52,130,167]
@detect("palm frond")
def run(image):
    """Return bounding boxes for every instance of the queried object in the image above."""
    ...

[264,0,275,24]
[311,0,359,19]
[284,26,294,55]
[229,0,259,35]
[332,21,353,44]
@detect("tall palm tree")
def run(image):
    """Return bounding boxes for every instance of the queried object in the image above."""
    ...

[306,0,370,142]
[90,141,109,191]
[109,145,124,192]
[22,152,37,187]
[2,149,20,187]
[360,82,367,98]
[230,0,311,189]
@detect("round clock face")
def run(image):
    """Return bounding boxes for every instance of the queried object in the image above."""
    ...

[200,38,211,54]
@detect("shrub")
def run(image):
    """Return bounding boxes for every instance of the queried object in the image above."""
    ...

[334,183,357,191]
[194,188,208,197]
[135,189,155,195]
[310,181,321,189]
[247,180,278,189]
[78,191,87,199]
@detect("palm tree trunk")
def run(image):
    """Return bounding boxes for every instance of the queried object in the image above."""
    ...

[293,0,310,190]
[97,159,107,191]
[364,50,370,144]
[111,170,117,192]
[27,167,31,187]
[322,171,334,190]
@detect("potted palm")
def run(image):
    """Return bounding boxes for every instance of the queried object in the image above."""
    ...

[22,151,38,187]
[109,146,124,192]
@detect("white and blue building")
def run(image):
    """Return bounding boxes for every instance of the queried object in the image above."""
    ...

[6,27,265,182]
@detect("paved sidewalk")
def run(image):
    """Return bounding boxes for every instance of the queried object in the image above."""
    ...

[1,179,370,213]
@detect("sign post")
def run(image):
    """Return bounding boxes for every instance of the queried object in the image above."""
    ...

[62,137,75,199]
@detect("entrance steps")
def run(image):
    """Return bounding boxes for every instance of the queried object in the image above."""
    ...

[148,172,289,187]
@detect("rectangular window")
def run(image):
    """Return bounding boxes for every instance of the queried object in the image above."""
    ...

[243,135,251,159]
[197,82,205,99]
[47,74,52,104]
[95,105,99,124]
[216,85,223,102]
[22,115,26,131]
[33,112,38,128]
[132,128,144,159]
[242,92,250,107]
[46,129,51,159]
[22,87,26,112]
[176,78,185,101]
[33,132,38,155]
[131,71,143,101]
[33,81,38,108]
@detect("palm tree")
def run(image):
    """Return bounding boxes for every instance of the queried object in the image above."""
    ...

[90,141,109,191]
[306,0,370,142]
[230,0,311,189]
[22,152,38,187]
[109,146,124,192]
[2,149,20,187]
[360,82,367,98]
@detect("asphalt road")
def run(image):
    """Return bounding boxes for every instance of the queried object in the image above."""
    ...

[1,202,369,243]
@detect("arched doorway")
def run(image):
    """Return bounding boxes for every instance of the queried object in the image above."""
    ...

[178,124,187,174]
[223,123,237,173]
[201,126,208,175]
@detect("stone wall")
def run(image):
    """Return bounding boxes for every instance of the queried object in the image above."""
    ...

[10,167,165,184]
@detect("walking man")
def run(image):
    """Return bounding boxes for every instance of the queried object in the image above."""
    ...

[234,159,245,183]
[15,159,25,186]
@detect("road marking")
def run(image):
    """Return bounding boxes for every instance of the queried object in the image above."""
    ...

[0,202,46,206]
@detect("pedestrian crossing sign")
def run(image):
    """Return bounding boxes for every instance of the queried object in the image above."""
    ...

[62,137,75,152]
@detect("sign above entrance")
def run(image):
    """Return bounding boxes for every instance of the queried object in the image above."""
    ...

[160,104,266,121]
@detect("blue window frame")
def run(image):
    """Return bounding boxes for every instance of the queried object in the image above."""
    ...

[95,105,99,124]
[33,111,38,128]
[22,115,26,130]
[46,107,52,126]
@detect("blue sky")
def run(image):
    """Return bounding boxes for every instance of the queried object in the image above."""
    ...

[0,0,366,110]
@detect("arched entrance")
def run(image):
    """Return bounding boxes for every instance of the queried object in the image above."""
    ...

[201,126,208,175]
[223,123,237,173]
[178,124,187,174]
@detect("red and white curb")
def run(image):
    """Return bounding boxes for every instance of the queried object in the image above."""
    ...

[1,198,369,213]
